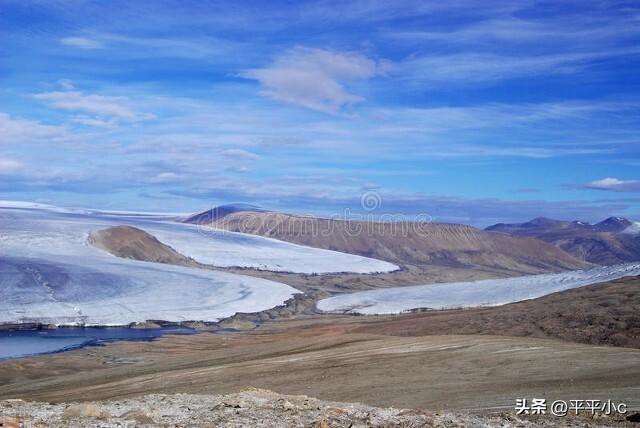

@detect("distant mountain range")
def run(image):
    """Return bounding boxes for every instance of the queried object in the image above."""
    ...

[184,206,588,275]
[486,217,640,265]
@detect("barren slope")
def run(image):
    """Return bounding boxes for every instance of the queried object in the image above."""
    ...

[187,211,588,274]
[88,226,195,266]
[1,325,639,412]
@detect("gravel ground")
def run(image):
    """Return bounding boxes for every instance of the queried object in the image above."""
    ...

[0,388,635,427]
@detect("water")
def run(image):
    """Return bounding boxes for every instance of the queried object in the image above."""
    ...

[0,327,196,360]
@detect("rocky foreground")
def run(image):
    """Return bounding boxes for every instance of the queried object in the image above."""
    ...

[0,388,635,427]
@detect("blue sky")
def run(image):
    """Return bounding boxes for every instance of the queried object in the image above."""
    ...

[1,0,639,226]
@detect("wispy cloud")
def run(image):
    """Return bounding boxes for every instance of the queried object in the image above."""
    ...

[388,15,640,46]
[33,91,155,123]
[241,47,389,113]
[60,37,104,49]
[220,149,260,160]
[0,113,66,144]
[397,47,640,86]
[146,172,184,184]
[386,6,640,86]
[60,32,241,60]
[227,166,252,174]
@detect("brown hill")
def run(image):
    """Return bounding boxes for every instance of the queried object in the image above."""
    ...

[185,210,588,274]
[487,217,640,264]
[88,225,195,266]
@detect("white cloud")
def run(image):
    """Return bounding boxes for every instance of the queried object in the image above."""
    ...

[585,177,640,192]
[0,158,23,174]
[220,148,260,160]
[62,33,238,60]
[0,112,65,144]
[60,37,104,49]
[227,166,252,173]
[147,172,183,184]
[57,79,75,90]
[241,47,389,113]
[100,34,224,59]
[34,91,155,123]
[70,115,117,128]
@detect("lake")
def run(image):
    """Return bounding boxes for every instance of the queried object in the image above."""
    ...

[0,327,196,360]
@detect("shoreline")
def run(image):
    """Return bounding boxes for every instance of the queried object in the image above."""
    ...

[0,325,199,361]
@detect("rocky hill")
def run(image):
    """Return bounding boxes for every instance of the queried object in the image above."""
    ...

[487,217,640,265]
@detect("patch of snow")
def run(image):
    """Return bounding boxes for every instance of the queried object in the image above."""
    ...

[621,222,640,235]
[316,263,640,315]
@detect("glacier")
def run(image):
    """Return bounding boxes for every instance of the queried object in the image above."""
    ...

[0,254,297,326]
[0,202,397,274]
[0,202,395,325]
[0,208,246,325]
[316,262,640,315]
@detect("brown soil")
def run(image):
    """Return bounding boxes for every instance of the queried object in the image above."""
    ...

[1,324,639,412]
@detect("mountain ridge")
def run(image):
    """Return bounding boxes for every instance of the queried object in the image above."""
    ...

[184,207,589,275]
[487,216,640,264]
